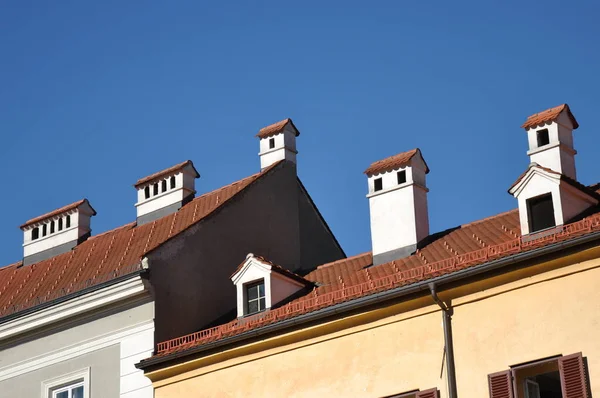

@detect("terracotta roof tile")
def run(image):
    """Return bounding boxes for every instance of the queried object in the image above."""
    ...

[255,118,300,139]
[134,160,200,188]
[152,204,600,357]
[364,148,429,176]
[521,104,579,130]
[0,161,283,320]
[20,199,96,229]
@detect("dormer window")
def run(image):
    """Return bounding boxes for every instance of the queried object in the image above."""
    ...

[374,178,383,192]
[536,128,550,148]
[245,280,266,315]
[397,170,407,185]
[527,193,555,233]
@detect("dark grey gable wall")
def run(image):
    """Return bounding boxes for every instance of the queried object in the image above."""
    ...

[296,179,345,274]
[149,161,345,343]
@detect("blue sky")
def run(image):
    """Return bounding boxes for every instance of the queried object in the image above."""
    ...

[1,1,599,266]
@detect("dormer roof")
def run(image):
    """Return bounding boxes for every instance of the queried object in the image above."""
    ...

[19,199,96,230]
[134,160,199,188]
[364,148,430,176]
[521,104,579,130]
[231,254,312,287]
[256,118,300,139]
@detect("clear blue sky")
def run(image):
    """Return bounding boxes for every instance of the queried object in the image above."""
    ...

[1,1,599,267]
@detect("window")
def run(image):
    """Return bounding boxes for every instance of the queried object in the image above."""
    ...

[42,368,89,398]
[58,218,63,231]
[66,215,71,228]
[527,193,555,233]
[170,175,176,189]
[488,353,590,398]
[269,137,275,149]
[51,382,84,398]
[162,179,167,192]
[32,227,40,240]
[397,170,407,185]
[144,186,150,199]
[383,389,439,398]
[537,129,550,147]
[245,280,266,315]
[374,178,383,192]
[50,221,55,234]
[42,224,47,237]
[153,183,159,196]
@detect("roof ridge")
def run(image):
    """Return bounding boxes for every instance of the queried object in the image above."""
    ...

[460,208,518,228]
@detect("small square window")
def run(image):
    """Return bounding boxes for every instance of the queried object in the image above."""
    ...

[537,128,550,147]
[245,280,266,315]
[269,137,275,149]
[374,178,383,192]
[397,170,407,185]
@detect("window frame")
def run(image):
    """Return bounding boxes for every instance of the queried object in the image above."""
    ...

[41,368,90,398]
[244,279,266,315]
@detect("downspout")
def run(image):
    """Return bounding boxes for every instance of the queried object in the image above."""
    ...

[429,283,458,398]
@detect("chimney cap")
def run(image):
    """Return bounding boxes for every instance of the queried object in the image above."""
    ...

[521,103,579,130]
[20,199,96,230]
[256,118,300,139]
[364,148,429,176]
[134,160,199,188]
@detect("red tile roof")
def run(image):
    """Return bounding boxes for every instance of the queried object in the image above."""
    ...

[304,252,372,287]
[0,162,283,319]
[134,160,199,188]
[256,118,300,139]
[20,199,96,230]
[153,206,600,357]
[521,104,579,130]
[364,148,430,176]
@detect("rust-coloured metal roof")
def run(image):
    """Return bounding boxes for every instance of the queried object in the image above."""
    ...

[134,160,199,188]
[364,148,430,176]
[255,118,300,139]
[0,162,282,320]
[152,205,600,357]
[521,104,579,130]
[20,199,96,230]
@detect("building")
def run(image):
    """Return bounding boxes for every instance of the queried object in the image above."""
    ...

[0,119,344,397]
[138,104,600,398]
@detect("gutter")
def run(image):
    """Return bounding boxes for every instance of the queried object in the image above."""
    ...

[138,230,600,370]
[430,283,458,398]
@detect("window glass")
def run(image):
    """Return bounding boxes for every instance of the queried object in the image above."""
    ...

[72,386,84,398]
[246,280,266,315]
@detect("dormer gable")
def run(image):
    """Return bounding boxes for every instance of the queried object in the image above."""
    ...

[509,164,599,235]
[20,199,97,266]
[134,160,200,225]
[231,254,312,317]
[256,118,300,170]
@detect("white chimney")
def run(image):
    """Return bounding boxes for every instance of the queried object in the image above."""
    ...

[365,148,430,265]
[522,104,578,179]
[256,118,299,170]
[20,199,96,266]
[134,160,199,225]
[510,105,599,235]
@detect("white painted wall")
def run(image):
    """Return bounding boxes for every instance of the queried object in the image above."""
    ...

[135,167,197,218]
[258,126,298,170]
[366,156,429,258]
[232,256,305,317]
[525,115,577,179]
[22,205,95,259]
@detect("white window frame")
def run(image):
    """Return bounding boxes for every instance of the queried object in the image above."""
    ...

[41,367,90,398]
[245,279,266,315]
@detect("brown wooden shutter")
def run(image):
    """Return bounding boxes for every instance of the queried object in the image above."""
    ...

[488,370,514,398]
[559,352,589,398]
[416,389,439,398]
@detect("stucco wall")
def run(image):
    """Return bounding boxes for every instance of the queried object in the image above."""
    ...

[0,298,154,398]
[150,245,600,398]
[150,161,344,343]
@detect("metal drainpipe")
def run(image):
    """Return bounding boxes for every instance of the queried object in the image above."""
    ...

[429,283,458,398]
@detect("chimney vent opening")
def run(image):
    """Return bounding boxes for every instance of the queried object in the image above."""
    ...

[536,129,550,147]
[50,221,55,234]
[161,179,167,193]
[170,176,176,189]
[32,227,39,240]
[397,170,407,185]
[374,178,383,192]
[58,218,63,231]
[153,183,159,196]
[269,138,275,149]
